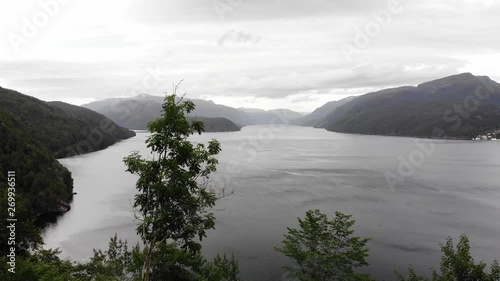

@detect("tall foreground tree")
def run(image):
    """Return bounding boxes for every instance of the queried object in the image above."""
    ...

[123,88,224,280]
[275,209,372,281]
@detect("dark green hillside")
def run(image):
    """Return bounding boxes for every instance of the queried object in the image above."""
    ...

[0,87,135,158]
[0,108,77,259]
[324,73,500,139]
[0,108,73,214]
[187,117,241,132]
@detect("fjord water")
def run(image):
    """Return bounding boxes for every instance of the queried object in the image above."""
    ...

[43,126,500,280]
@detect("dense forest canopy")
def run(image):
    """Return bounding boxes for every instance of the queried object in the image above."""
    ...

[0,108,74,257]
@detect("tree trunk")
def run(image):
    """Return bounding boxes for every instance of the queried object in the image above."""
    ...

[142,238,156,281]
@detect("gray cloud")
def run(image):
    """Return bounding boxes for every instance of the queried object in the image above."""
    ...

[1,0,500,111]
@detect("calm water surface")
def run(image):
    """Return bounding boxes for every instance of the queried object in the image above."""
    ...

[43,126,500,280]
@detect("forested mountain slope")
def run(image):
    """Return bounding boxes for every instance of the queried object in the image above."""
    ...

[323,73,500,139]
[0,87,135,158]
[0,109,73,216]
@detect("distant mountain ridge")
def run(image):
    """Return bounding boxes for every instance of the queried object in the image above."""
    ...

[320,73,500,139]
[0,87,136,158]
[83,97,241,131]
[238,107,304,124]
[292,96,356,127]
[83,95,304,130]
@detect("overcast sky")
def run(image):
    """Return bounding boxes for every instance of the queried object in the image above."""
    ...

[1,0,499,112]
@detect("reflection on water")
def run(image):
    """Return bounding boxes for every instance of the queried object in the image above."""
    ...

[43,126,500,280]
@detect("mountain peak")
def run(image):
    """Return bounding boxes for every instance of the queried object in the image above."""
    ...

[417,73,482,89]
[134,93,159,99]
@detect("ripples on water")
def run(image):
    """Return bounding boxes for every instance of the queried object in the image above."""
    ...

[43,126,500,281]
